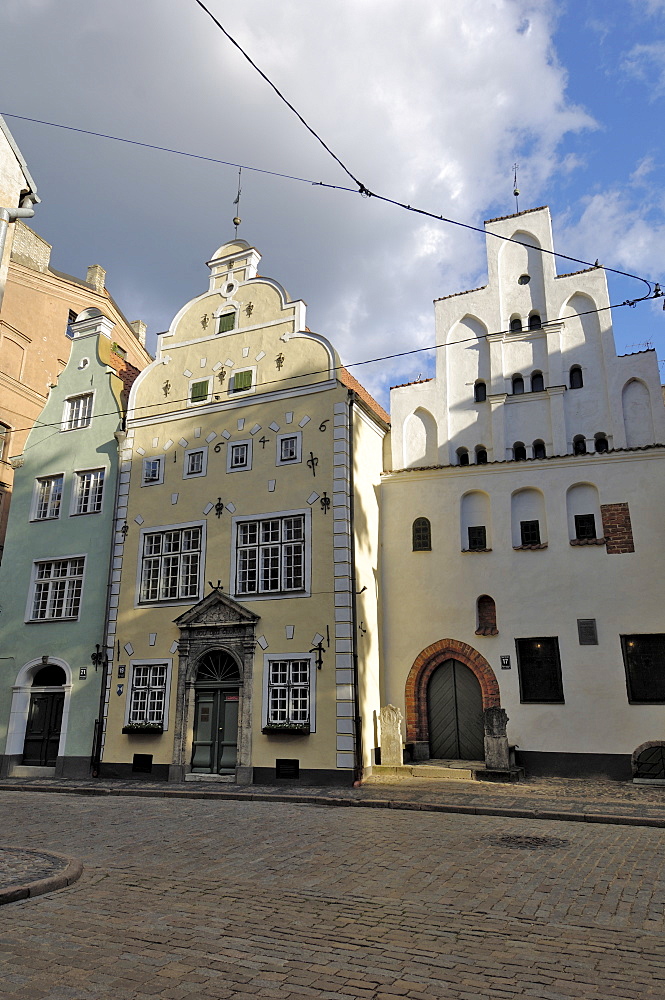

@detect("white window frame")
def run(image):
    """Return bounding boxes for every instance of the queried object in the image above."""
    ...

[276,431,302,466]
[188,376,212,407]
[62,392,94,431]
[32,473,65,521]
[183,446,208,480]
[216,310,236,335]
[71,468,105,515]
[125,659,172,730]
[136,520,206,606]
[262,653,316,731]
[228,366,256,395]
[226,438,253,473]
[26,555,86,622]
[230,508,311,601]
[142,456,165,486]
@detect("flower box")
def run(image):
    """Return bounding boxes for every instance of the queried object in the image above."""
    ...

[122,723,164,735]
[262,722,310,735]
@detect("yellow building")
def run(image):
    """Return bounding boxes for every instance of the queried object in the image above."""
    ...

[101,240,388,784]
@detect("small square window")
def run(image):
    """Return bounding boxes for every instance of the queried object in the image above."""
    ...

[574,513,596,540]
[227,440,252,473]
[34,474,64,520]
[62,393,93,431]
[520,519,541,545]
[183,448,207,479]
[142,457,164,486]
[276,432,302,466]
[467,525,487,551]
[189,379,211,405]
[73,469,105,514]
[217,312,235,334]
[231,369,253,393]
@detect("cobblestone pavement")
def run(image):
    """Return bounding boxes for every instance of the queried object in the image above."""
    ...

[0,847,68,890]
[1,792,664,998]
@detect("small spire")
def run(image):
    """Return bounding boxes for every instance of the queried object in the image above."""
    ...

[233,167,242,238]
[513,162,519,213]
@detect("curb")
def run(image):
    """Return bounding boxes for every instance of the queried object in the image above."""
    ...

[1,781,664,829]
[0,847,83,906]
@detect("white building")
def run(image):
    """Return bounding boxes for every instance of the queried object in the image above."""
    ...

[379,206,665,780]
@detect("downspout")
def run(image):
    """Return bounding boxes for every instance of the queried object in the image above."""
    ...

[347,392,364,784]
[0,197,37,311]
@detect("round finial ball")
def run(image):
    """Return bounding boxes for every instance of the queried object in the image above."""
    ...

[233,217,241,227]
[513,188,520,197]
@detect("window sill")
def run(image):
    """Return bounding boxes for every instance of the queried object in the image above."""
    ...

[122,724,164,735]
[262,723,310,735]
[475,626,499,636]
[27,616,78,623]
[513,543,548,550]
[30,517,61,523]
[461,547,492,553]
[570,537,606,546]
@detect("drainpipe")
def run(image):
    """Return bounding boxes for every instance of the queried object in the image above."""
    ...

[347,392,364,784]
[0,197,37,311]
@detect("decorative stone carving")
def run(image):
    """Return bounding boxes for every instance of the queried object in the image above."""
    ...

[379,704,404,766]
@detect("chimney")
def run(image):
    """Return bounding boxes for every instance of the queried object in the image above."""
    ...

[86,264,106,292]
[129,320,147,347]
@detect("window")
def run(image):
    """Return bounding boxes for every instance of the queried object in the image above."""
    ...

[574,513,596,540]
[533,440,546,460]
[0,423,10,463]
[139,526,202,603]
[73,469,104,514]
[183,448,208,479]
[235,514,306,597]
[227,439,252,473]
[412,517,431,551]
[457,448,469,466]
[34,475,64,520]
[217,312,235,334]
[595,434,609,454]
[513,442,527,461]
[512,375,524,395]
[65,309,78,339]
[474,382,487,403]
[531,371,544,392]
[528,313,542,330]
[510,317,522,333]
[29,557,84,621]
[520,519,541,545]
[468,525,487,550]
[622,635,665,703]
[142,457,164,486]
[475,448,488,464]
[62,393,93,431]
[266,659,311,726]
[573,435,587,455]
[189,378,211,405]
[277,432,302,466]
[570,366,583,389]
[516,637,564,703]
[128,664,168,725]
[231,369,253,393]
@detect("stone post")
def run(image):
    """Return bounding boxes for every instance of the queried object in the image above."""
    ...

[379,705,404,766]
[483,706,511,770]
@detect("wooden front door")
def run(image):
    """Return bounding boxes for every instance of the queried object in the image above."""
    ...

[427,659,484,760]
[23,691,64,766]
[191,689,239,773]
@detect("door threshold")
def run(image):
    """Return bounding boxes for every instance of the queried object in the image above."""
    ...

[10,765,56,778]
[185,773,235,782]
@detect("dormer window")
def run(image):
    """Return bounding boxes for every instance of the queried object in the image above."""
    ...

[512,375,524,395]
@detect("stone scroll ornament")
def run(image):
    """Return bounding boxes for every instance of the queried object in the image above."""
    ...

[379,705,404,766]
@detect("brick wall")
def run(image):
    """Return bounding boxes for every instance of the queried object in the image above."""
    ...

[600,502,635,554]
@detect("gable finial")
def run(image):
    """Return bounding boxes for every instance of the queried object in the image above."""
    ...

[513,162,519,213]
[233,167,242,238]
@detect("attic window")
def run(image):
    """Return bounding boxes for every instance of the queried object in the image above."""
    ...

[217,312,235,334]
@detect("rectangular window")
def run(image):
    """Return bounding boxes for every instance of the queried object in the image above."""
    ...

[30,557,85,620]
[574,513,596,540]
[217,312,235,334]
[73,469,104,514]
[276,432,302,466]
[267,659,311,725]
[236,515,306,596]
[65,309,78,339]
[139,526,202,603]
[467,525,487,551]
[231,369,253,392]
[142,457,164,486]
[128,664,168,724]
[34,475,64,520]
[62,393,93,431]
[183,448,207,479]
[189,379,210,405]
[622,634,665,703]
[516,637,564,703]
[227,440,252,473]
[520,519,541,545]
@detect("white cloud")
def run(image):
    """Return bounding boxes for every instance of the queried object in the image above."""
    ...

[622,42,665,97]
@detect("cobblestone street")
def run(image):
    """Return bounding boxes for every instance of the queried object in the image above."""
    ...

[1,791,664,999]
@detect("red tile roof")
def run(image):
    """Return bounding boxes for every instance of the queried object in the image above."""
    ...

[108,351,142,393]
[338,367,390,425]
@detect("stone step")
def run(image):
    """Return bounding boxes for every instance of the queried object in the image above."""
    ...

[10,765,56,778]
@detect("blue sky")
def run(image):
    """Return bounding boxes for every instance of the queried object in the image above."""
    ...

[1,0,663,403]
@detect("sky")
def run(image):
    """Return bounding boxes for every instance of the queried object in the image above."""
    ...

[1,0,664,405]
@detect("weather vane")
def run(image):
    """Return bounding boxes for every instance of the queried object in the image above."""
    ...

[233,167,242,238]
[513,163,519,213]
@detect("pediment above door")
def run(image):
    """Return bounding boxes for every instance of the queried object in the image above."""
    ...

[173,589,260,630]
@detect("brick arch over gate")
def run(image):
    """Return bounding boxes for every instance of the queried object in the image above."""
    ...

[404,639,501,744]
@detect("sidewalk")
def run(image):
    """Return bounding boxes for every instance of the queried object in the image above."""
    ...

[1,771,664,828]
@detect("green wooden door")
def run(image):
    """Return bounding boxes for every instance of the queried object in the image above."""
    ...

[427,659,484,760]
[23,691,64,766]
[191,689,239,773]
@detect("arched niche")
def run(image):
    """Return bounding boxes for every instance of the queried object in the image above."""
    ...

[498,230,546,323]
[461,490,491,550]
[622,378,654,448]
[447,315,489,399]
[566,482,601,541]
[561,292,600,363]
[403,407,437,468]
[511,487,547,547]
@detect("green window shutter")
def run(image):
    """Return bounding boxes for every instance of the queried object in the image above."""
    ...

[190,379,209,403]
[218,313,235,333]
[233,370,252,392]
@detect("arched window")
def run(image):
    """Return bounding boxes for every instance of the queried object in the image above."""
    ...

[476,595,498,635]
[457,448,470,466]
[528,312,542,330]
[510,316,522,333]
[533,440,546,460]
[531,371,544,393]
[513,442,527,461]
[412,517,431,551]
[570,366,583,389]
[512,375,524,395]
[595,434,609,454]
[573,435,587,455]
[475,447,488,465]
[474,381,487,403]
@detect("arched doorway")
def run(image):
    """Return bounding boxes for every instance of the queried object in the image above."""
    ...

[191,651,241,774]
[427,659,484,760]
[23,664,66,767]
